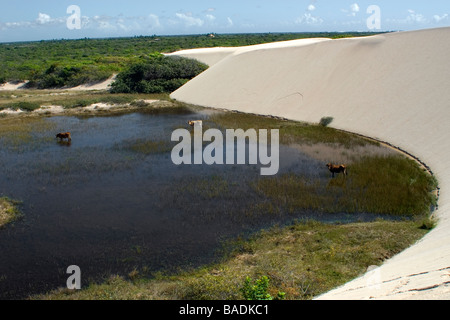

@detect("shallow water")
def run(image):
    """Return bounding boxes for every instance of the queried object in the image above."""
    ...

[0,110,389,299]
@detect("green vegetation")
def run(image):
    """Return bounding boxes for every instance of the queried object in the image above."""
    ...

[121,138,173,155]
[34,219,428,300]
[176,175,231,200]
[0,91,169,111]
[0,117,56,149]
[0,32,384,88]
[241,276,285,300]
[319,116,334,127]
[110,54,208,93]
[0,97,437,300]
[253,155,437,217]
[0,197,22,228]
[25,63,112,89]
[4,101,41,112]
[0,31,435,300]
[208,111,376,148]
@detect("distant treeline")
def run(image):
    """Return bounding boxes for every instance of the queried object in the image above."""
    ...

[0,32,385,89]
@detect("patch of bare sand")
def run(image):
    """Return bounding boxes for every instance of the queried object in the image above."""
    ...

[67,74,117,91]
[33,105,65,114]
[0,108,25,115]
[0,74,116,92]
[0,81,28,91]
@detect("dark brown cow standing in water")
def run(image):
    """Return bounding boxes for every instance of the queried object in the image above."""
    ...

[326,163,347,178]
[56,132,72,142]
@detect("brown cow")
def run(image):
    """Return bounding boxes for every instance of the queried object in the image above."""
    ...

[326,163,347,178]
[56,132,72,141]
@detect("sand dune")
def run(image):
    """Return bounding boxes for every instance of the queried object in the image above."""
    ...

[166,38,330,66]
[171,27,450,299]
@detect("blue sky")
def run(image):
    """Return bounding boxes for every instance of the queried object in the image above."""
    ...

[0,1,449,42]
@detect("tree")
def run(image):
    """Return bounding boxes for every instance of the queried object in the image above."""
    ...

[110,54,208,94]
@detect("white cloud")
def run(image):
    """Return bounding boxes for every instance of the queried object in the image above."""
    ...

[433,13,448,23]
[2,12,65,30]
[206,14,216,22]
[227,17,233,27]
[341,3,360,17]
[36,13,51,24]
[3,21,31,29]
[84,14,162,33]
[350,3,360,16]
[296,12,323,25]
[175,12,204,27]
[148,14,161,28]
[308,4,316,12]
[406,9,427,23]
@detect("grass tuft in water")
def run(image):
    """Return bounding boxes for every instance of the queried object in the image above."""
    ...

[0,197,22,228]
[122,138,174,155]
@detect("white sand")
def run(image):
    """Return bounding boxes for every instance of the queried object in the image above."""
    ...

[32,105,65,114]
[0,74,116,92]
[67,74,117,91]
[84,102,117,111]
[0,81,28,91]
[167,38,330,66]
[171,27,450,299]
[0,108,25,115]
[166,47,239,66]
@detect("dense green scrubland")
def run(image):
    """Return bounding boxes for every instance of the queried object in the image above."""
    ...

[110,53,208,93]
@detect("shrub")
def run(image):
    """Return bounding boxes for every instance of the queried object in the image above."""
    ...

[419,216,437,230]
[241,276,285,300]
[110,54,208,94]
[25,64,111,89]
[319,116,334,127]
[9,102,41,112]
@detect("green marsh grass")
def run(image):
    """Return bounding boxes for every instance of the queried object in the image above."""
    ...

[0,197,22,228]
[180,175,230,200]
[0,117,56,151]
[34,219,428,300]
[252,155,437,217]
[208,111,377,148]
[122,138,173,155]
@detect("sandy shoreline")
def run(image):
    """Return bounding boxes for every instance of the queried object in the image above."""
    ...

[0,99,166,116]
